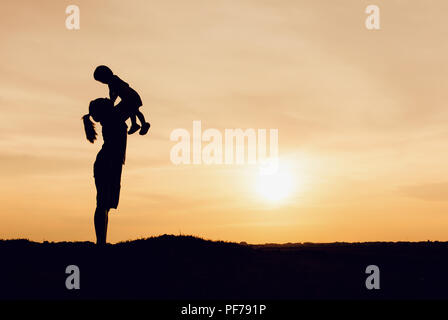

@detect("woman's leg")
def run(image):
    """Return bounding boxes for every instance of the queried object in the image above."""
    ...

[94,206,109,245]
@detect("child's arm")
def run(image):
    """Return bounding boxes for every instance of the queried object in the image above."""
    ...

[109,87,118,104]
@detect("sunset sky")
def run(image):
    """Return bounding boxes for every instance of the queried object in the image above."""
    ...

[2,0,448,243]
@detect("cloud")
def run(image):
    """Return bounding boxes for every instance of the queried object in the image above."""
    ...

[401,183,448,202]
[0,153,88,177]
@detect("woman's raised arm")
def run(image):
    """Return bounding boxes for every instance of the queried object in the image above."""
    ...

[111,100,128,120]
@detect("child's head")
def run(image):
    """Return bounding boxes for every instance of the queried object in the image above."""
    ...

[94,65,113,83]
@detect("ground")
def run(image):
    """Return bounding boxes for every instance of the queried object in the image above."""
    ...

[0,235,447,300]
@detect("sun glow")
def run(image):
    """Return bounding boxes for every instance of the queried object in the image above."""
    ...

[255,160,295,202]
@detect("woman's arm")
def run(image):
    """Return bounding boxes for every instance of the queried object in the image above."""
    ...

[113,101,132,123]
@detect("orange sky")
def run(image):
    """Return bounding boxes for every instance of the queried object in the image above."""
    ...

[1,0,448,243]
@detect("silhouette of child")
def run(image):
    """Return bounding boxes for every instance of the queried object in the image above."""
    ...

[94,65,150,135]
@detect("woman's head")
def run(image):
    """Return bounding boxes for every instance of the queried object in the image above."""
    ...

[89,98,113,121]
[83,98,113,143]
[93,65,113,83]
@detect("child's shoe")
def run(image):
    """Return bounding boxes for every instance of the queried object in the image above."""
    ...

[139,122,150,135]
[128,123,141,135]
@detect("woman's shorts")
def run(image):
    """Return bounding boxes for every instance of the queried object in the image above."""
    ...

[94,151,123,210]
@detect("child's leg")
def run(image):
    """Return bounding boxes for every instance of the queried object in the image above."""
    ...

[136,110,150,135]
[130,114,138,126]
[136,110,147,125]
[127,113,141,135]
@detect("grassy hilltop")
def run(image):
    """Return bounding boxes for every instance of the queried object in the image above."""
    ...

[0,235,447,300]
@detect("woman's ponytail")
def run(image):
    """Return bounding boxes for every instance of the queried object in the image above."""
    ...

[82,114,97,143]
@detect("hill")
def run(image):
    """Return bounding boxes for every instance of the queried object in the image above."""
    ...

[0,235,447,300]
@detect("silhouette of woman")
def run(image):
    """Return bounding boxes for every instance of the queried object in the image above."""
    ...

[82,98,129,245]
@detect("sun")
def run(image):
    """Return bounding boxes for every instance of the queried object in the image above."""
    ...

[255,160,295,202]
